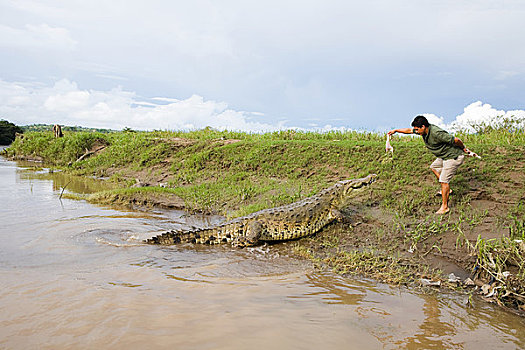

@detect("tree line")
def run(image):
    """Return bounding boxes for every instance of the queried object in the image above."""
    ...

[0,120,117,145]
[0,120,23,145]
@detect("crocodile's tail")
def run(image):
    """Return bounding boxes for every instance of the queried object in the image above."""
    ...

[144,226,231,245]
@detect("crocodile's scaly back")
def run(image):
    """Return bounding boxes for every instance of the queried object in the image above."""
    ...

[146,174,377,246]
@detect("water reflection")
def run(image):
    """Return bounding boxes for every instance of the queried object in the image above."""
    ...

[399,295,458,349]
[305,272,525,349]
[18,168,115,194]
[304,272,368,305]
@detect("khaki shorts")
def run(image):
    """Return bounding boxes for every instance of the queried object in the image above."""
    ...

[430,155,465,183]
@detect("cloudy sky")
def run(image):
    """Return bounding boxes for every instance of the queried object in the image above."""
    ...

[1,0,524,132]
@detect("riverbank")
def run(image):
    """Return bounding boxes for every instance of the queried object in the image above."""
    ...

[5,127,525,315]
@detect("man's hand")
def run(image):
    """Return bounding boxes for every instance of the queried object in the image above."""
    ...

[388,128,413,135]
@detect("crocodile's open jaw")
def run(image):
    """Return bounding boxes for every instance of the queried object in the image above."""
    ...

[333,174,377,209]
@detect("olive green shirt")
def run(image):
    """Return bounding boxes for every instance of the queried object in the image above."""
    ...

[417,124,463,160]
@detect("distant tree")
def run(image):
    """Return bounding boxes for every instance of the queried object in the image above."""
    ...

[20,124,116,133]
[0,120,24,145]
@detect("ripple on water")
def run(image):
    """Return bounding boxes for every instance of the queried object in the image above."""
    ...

[86,228,147,247]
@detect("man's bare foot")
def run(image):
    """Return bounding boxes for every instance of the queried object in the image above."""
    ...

[436,207,450,215]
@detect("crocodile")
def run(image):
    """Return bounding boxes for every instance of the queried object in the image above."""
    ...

[145,174,377,247]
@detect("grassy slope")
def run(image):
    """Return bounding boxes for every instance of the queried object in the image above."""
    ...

[5,128,525,313]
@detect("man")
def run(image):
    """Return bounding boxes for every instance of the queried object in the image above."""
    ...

[388,115,470,215]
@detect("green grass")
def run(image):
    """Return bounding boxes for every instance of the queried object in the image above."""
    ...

[6,127,523,221]
[7,127,523,218]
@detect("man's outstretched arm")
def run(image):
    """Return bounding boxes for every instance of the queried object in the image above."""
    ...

[388,128,413,135]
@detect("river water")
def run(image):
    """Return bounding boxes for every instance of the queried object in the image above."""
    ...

[1,151,524,349]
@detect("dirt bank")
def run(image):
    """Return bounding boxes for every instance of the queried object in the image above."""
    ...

[292,167,525,316]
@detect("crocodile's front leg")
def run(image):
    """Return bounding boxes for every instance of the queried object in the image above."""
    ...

[330,207,345,222]
[232,221,263,247]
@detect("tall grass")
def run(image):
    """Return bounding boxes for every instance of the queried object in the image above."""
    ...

[7,127,522,214]
[7,131,108,165]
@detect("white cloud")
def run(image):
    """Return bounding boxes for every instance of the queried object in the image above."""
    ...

[448,101,525,132]
[394,102,525,134]
[0,79,295,131]
[422,101,525,133]
[422,114,447,129]
[0,23,76,50]
[2,78,524,134]
[494,71,521,81]
[151,97,181,103]
[44,90,90,111]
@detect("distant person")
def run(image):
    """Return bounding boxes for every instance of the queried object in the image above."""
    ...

[388,115,470,215]
[53,124,63,138]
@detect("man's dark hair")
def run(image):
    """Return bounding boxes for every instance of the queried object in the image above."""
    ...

[411,115,430,128]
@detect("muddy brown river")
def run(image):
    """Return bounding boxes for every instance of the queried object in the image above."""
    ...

[1,151,524,349]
